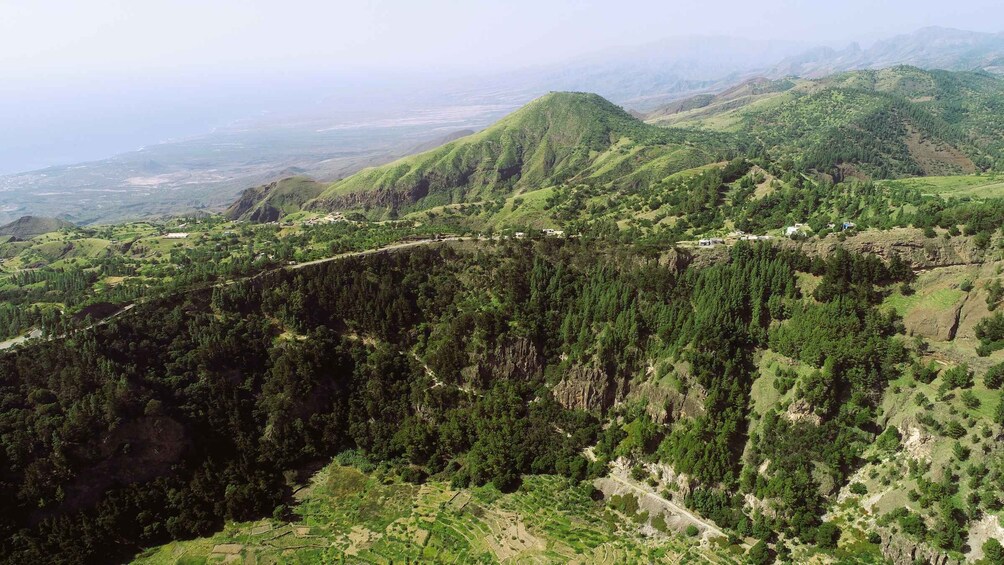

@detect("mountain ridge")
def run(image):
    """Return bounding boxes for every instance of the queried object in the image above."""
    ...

[308,91,730,217]
[770,26,1004,78]
[646,66,1004,178]
[0,215,75,239]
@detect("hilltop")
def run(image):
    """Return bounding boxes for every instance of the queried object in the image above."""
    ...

[224,177,325,222]
[309,92,732,217]
[648,66,1004,178]
[0,215,74,239]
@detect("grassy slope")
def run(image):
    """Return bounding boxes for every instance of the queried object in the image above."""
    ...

[312,92,728,216]
[878,173,1004,199]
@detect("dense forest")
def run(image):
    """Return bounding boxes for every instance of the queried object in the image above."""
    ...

[0,235,942,562]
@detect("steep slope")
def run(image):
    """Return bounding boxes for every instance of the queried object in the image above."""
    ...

[311,92,730,216]
[653,67,1004,178]
[224,177,325,222]
[0,216,75,238]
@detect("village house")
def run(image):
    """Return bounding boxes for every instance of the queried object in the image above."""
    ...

[784,223,807,237]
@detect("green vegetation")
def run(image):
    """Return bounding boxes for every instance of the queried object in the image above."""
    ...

[312,92,737,219]
[3,67,1004,565]
[665,67,1004,178]
[133,465,696,564]
[0,215,466,341]
[976,312,1004,356]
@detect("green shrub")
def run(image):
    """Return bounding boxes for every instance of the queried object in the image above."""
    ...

[976,312,1004,356]
[914,363,940,384]
[941,364,973,389]
[952,441,971,461]
[747,539,772,565]
[985,362,1004,389]
[814,522,841,548]
[651,512,669,533]
[944,420,966,439]
[984,537,1004,564]
[961,390,981,409]
[876,425,901,452]
[898,511,926,537]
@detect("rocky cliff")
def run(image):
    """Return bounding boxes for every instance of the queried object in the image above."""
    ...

[792,228,987,270]
[552,364,624,413]
[225,177,325,223]
[879,529,961,565]
[462,338,544,385]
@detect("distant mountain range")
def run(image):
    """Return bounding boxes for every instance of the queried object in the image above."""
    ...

[769,26,1004,78]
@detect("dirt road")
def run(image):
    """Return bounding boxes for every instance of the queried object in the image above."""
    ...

[1,237,465,353]
[605,472,726,538]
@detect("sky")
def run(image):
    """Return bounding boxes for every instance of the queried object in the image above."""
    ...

[1,0,1002,174]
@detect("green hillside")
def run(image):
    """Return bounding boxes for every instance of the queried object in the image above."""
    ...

[311,92,733,217]
[0,216,75,239]
[225,177,326,222]
[651,67,1004,178]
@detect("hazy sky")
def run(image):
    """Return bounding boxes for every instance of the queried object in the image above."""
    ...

[3,0,1002,78]
[1,0,1002,175]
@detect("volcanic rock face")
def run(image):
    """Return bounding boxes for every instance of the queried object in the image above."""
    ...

[462,338,544,385]
[903,298,966,341]
[552,364,620,412]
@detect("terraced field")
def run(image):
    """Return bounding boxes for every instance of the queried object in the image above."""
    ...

[132,464,732,564]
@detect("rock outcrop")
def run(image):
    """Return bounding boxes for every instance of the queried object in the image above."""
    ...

[553,364,622,412]
[627,379,705,424]
[225,177,325,223]
[904,297,966,341]
[792,228,986,270]
[462,338,543,384]
[879,529,960,565]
